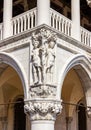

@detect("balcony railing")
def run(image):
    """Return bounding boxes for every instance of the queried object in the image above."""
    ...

[12,8,37,35]
[81,27,91,46]
[0,7,91,48]
[50,8,72,36]
[50,8,91,47]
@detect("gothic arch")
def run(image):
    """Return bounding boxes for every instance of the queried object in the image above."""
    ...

[0,52,28,98]
[57,54,91,102]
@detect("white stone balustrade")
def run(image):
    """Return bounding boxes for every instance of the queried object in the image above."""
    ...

[12,8,36,35]
[0,7,91,48]
[0,23,3,41]
[81,27,91,46]
[50,8,72,36]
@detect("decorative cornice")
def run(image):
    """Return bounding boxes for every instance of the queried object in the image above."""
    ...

[0,25,91,55]
[24,100,62,121]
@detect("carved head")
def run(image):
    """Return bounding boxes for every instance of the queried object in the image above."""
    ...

[49,41,56,49]
[32,40,40,49]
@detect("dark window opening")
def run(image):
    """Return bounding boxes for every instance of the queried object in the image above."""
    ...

[67,12,71,19]
[51,1,63,14]
[78,103,86,130]
[14,98,26,130]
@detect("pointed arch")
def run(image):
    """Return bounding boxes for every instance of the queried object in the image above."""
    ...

[57,54,91,100]
[0,52,28,99]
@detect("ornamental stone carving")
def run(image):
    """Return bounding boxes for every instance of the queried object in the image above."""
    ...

[24,100,62,121]
[30,29,57,98]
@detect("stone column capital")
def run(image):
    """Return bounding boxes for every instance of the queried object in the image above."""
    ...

[24,99,62,121]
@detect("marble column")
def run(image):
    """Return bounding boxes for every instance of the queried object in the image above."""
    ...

[37,0,50,26]
[3,0,13,39]
[71,0,81,41]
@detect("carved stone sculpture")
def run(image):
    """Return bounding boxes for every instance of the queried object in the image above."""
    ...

[30,29,57,98]
[45,40,56,82]
[31,36,42,84]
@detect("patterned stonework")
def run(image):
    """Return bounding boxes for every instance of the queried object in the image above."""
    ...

[24,100,62,121]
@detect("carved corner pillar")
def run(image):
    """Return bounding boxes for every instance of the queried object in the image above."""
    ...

[86,0,91,7]
[29,28,57,98]
[28,28,62,130]
[24,100,62,121]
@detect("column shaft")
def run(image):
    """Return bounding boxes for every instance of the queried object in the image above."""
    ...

[37,0,50,26]
[71,0,81,41]
[31,121,54,130]
[3,0,13,39]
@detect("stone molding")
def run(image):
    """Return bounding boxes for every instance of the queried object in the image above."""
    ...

[24,100,62,121]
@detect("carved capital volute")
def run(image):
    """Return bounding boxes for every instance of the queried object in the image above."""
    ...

[24,100,62,121]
